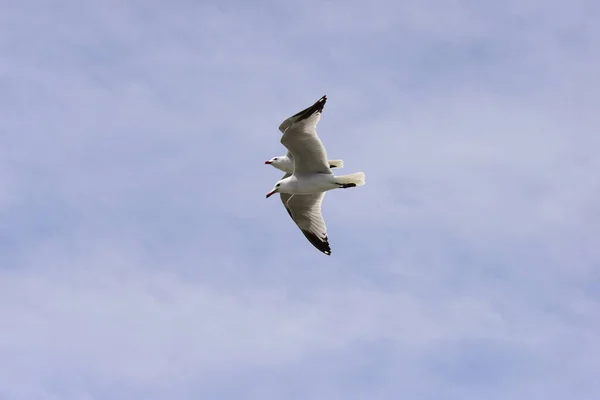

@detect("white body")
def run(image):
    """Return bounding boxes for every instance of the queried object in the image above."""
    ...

[266,154,343,174]
[277,173,339,194]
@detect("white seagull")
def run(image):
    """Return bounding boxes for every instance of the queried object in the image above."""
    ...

[265,95,365,255]
[265,153,343,174]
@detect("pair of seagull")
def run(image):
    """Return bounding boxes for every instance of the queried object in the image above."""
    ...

[264,95,366,255]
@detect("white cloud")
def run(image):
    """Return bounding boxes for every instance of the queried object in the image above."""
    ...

[1,235,599,399]
[1,0,599,398]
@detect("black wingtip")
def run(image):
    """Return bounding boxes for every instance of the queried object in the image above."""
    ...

[315,94,327,110]
[301,230,332,256]
[282,95,328,126]
[294,95,327,122]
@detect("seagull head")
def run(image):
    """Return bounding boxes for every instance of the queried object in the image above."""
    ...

[266,181,282,198]
[265,156,289,172]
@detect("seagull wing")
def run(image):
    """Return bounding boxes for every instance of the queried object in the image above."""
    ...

[280,95,331,174]
[280,192,331,255]
[278,96,325,134]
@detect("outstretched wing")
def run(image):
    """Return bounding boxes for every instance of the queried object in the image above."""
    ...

[279,95,331,175]
[278,95,325,134]
[280,192,330,255]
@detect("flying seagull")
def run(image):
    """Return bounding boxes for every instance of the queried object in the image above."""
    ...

[265,153,343,174]
[265,95,365,255]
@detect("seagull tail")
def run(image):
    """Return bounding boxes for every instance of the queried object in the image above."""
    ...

[334,172,366,187]
[328,159,344,169]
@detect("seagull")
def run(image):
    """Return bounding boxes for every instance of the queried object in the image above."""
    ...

[265,95,365,255]
[265,153,343,174]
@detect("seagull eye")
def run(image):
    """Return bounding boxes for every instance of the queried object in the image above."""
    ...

[274,158,278,161]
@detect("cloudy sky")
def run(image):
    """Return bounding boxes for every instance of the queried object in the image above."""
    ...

[1,0,599,399]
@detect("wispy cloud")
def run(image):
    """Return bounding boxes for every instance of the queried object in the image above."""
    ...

[1,0,599,399]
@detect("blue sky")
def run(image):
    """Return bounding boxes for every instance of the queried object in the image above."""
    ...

[1,0,599,399]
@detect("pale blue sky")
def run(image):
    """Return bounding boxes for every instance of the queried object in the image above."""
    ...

[1,0,599,399]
